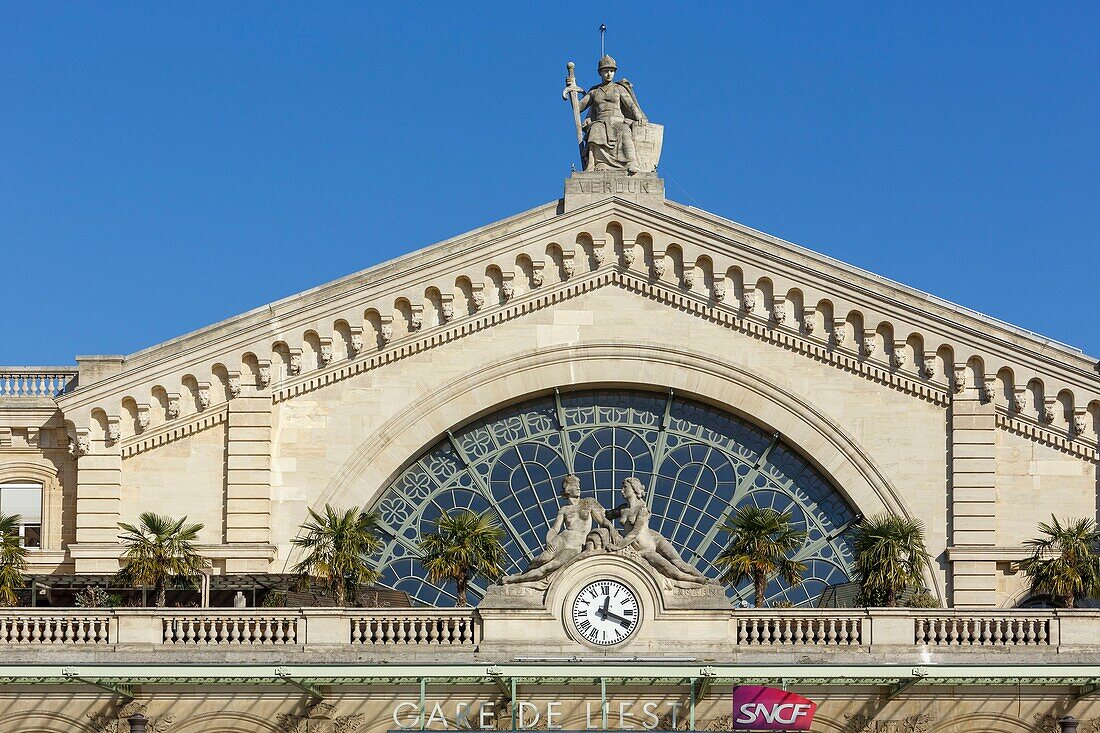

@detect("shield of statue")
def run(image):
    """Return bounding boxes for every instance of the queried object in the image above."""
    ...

[633,122,663,173]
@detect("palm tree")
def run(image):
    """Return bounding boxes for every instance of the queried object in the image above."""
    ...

[1019,515,1100,608]
[714,505,807,607]
[291,505,382,606]
[116,513,208,607]
[419,510,506,606]
[0,514,28,607]
[852,513,930,607]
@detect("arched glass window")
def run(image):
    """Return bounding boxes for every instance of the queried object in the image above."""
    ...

[0,483,42,548]
[370,390,858,606]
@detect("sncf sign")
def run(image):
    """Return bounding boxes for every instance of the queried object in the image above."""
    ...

[732,686,817,731]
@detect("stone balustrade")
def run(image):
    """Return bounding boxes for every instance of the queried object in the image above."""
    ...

[733,610,865,646]
[914,612,1054,646]
[0,611,111,644]
[0,608,1096,656]
[349,610,479,646]
[161,611,299,645]
[0,367,78,400]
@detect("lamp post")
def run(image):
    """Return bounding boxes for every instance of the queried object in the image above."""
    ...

[127,712,148,733]
[1059,716,1078,733]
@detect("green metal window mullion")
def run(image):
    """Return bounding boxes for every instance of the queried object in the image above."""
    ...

[695,431,781,554]
[447,431,534,563]
[791,514,861,562]
[644,389,675,508]
[511,677,517,730]
[554,388,574,473]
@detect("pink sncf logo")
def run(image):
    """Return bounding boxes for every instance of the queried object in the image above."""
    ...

[732,685,817,731]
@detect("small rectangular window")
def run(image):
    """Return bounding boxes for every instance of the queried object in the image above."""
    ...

[0,483,43,548]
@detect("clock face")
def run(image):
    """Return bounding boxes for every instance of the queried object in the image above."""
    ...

[570,579,640,646]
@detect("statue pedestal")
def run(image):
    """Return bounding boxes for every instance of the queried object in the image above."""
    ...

[563,170,665,212]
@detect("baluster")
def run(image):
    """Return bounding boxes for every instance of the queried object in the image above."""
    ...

[1025,619,1036,645]
[779,618,790,645]
[18,620,30,642]
[825,618,836,645]
[980,619,991,645]
[351,618,363,643]
[1037,619,1049,645]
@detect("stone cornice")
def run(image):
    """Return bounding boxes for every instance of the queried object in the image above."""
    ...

[996,411,1099,462]
[272,267,952,407]
[48,196,1099,456]
[119,403,228,459]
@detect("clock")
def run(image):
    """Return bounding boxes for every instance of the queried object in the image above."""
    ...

[570,579,640,646]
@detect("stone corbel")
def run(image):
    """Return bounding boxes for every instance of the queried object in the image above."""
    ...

[862,330,877,358]
[256,360,272,389]
[712,276,727,303]
[500,272,516,301]
[379,316,394,344]
[1041,397,1057,424]
[348,326,365,355]
[136,403,151,433]
[651,249,666,280]
[981,375,998,404]
[772,296,787,325]
[592,238,607,266]
[317,337,333,365]
[470,284,486,312]
[0,428,11,449]
[892,340,909,368]
[70,428,90,457]
[952,364,967,394]
[439,294,455,322]
[1012,385,1028,413]
[530,260,545,287]
[621,238,637,266]
[682,265,696,291]
[922,351,938,379]
[287,349,303,376]
[561,249,577,280]
[106,416,121,444]
[802,305,817,334]
[196,381,211,410]
[832,318,847,347]
[743,286,757,315]
[166,393,182,420]
[1072,408,1088,437]
[26,428,39,447]
[226,371,241,398]
[408,305,424,332]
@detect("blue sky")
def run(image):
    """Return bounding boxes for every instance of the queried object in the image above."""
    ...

[2,3,1098,364]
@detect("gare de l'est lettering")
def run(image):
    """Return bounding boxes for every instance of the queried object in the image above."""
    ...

[1,47,1099,733]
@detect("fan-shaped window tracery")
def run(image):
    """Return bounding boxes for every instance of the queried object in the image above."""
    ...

[370,390,858,607]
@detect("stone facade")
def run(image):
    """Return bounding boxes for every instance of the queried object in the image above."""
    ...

[1,174,1099,731]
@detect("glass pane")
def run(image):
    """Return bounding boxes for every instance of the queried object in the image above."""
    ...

[1,484,42,524]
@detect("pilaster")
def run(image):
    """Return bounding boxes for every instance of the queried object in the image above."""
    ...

[949,394,998,606]
[224,394,272,571]
[73,449,123,572]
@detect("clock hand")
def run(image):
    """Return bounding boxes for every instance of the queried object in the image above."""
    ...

[602,609,632,627]
[600,595,610,619]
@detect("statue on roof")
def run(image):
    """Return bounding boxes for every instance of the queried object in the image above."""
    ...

[563,55,663,174]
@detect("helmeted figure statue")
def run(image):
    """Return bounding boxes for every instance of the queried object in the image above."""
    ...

[564,55,658,174]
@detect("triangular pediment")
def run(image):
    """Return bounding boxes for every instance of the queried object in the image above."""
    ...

[57,193,1100,459]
